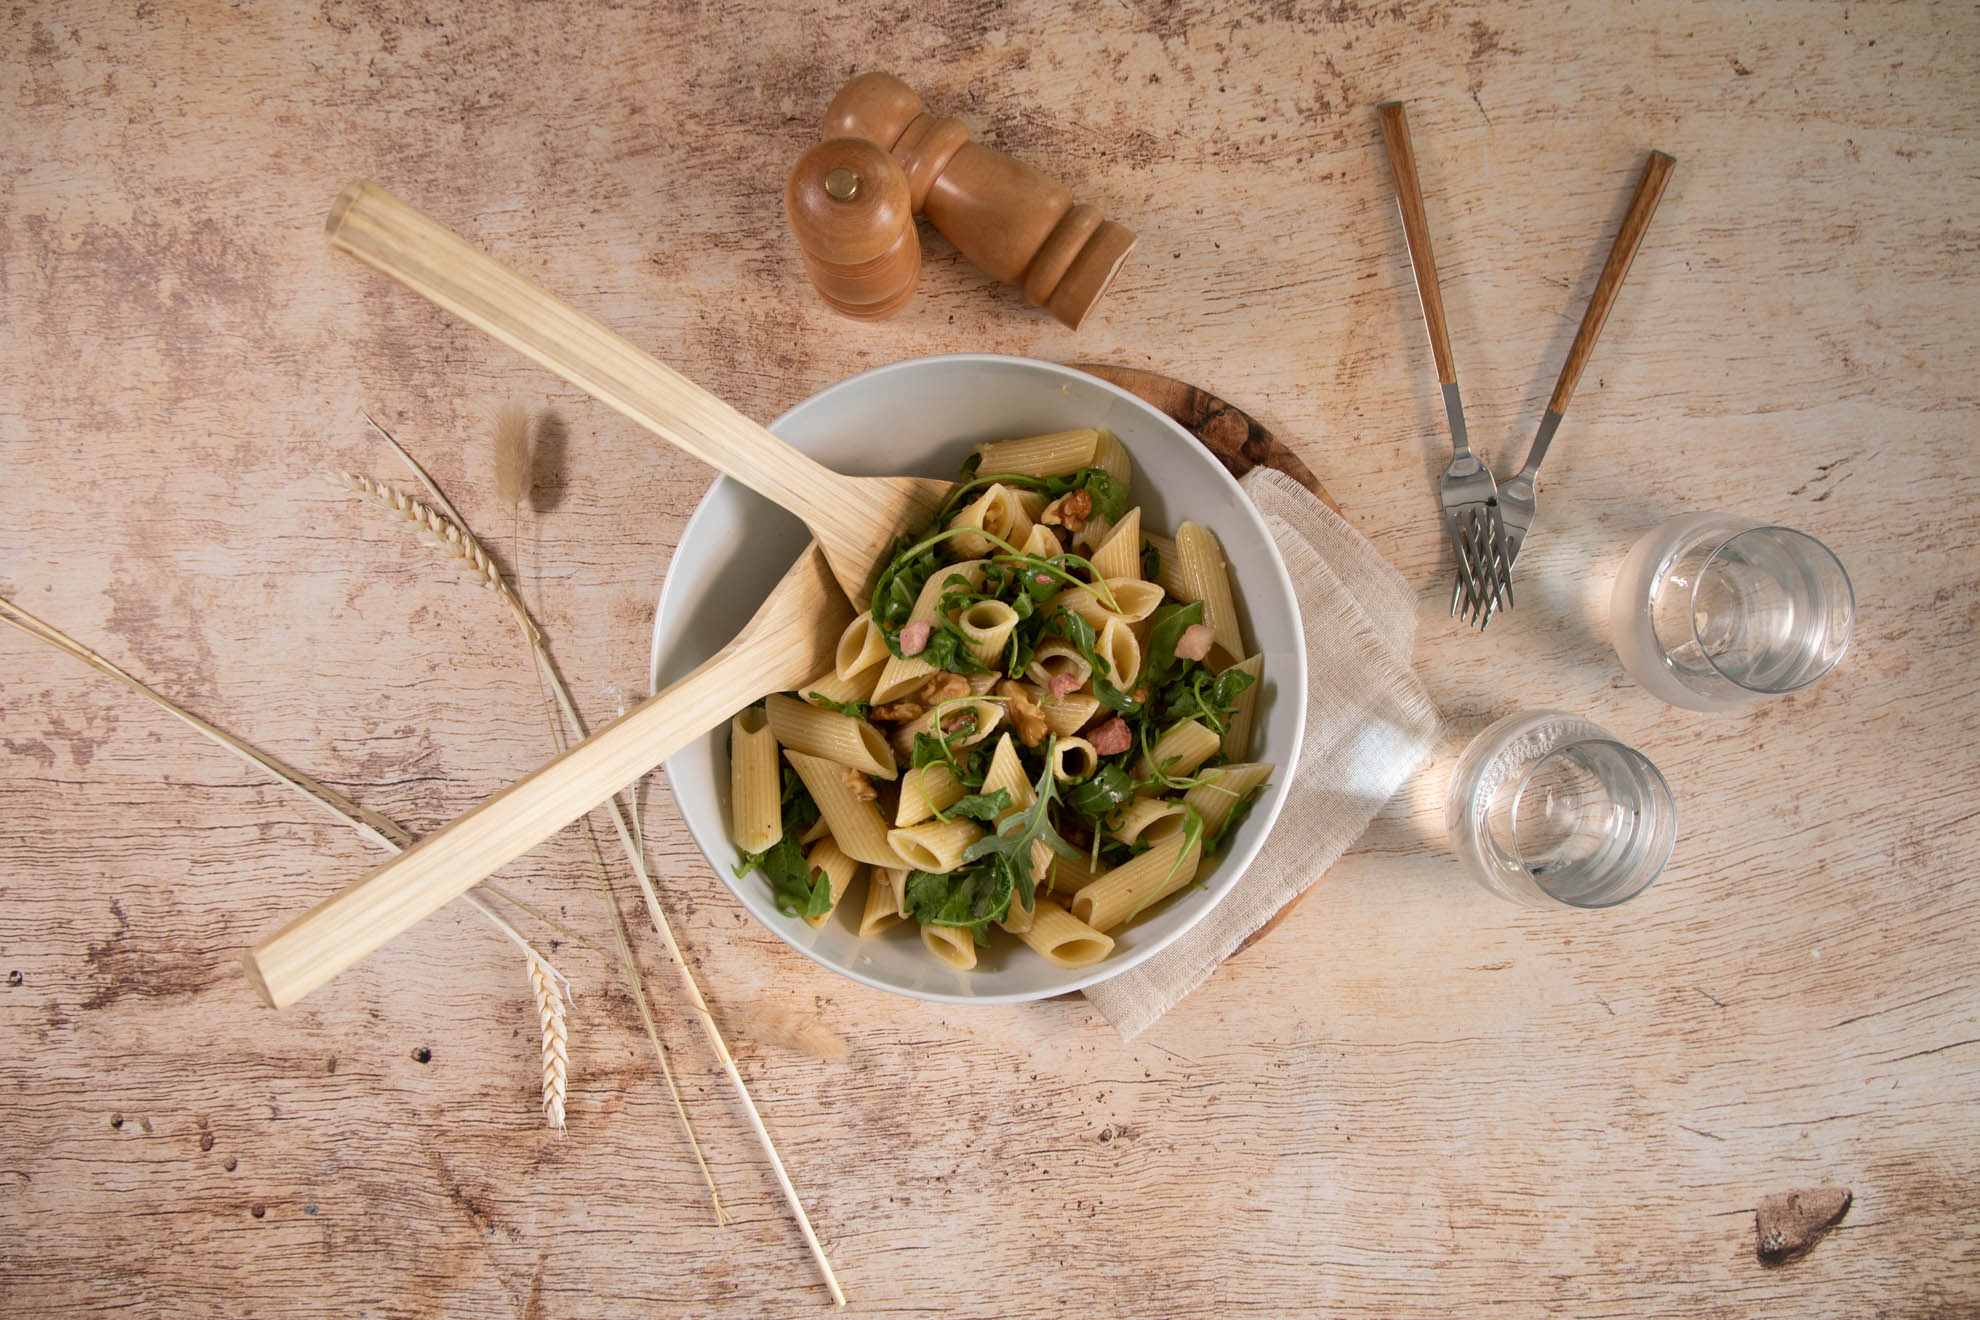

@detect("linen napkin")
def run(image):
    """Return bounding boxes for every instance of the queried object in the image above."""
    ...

[1083,467,1443,1039]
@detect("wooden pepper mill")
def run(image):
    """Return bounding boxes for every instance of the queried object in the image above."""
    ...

[784,136,922,321]
[811,72,1137,329]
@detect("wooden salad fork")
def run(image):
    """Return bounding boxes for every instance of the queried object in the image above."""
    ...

[245,544,849,1010]
[326,181,950,602]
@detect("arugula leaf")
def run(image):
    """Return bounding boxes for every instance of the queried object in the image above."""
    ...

[1161,665,1255,733]
[1029,466,1131,525]
[734,767,830,918]
[1123,805,1206,924]
[960,737,1081,913]
[1205,782,1265,853]
[1046,611,1141,714]
[911,730,994,789]
[918,620,987,675]
[1142,601,1204,693]
[935,788,1013,824]
[801,691,869,720]
[1141,538,1161,581]
[904,861,1012,930]
[1065,762,1135,820]
[1079,469,1132,524]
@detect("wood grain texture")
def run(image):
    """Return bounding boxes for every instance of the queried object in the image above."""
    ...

[3,3,1979,1318]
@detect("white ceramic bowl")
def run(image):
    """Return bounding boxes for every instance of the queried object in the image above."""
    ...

[650,355,1306,1004]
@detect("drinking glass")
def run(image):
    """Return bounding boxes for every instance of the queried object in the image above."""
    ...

[1610,514,1854,712]
[1446,711,1677,909]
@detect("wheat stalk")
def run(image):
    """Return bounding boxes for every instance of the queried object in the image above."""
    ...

[365,414,845,1302]
[0,594,575,1027]
[331,471,541,645]
[528,952,569,1129]
[347,419,731,1228]
[495,403,533,507]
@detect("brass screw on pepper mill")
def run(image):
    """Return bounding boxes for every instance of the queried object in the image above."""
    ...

[791,72,1138,329]
[784,136,923,321]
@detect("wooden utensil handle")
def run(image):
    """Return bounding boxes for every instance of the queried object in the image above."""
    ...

[1377,102,1458,387]
[245,643,763,1009]
[1548,150,1675,416]
[325,181,860,533]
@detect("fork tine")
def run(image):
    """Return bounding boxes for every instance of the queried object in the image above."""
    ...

[1465,510,1488,629]
[1454,512,1479,623]
[1457,507,1493,628]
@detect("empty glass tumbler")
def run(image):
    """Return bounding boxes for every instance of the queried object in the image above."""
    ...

[1447,711,1677,909]
[1610,514,1855,712]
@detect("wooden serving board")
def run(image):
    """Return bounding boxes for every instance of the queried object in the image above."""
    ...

[1067,363,1329,956]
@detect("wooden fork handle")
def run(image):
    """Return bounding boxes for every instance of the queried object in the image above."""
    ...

[325,181,847,529]
[1378,102,1458,387]
[1548,151,1675,416]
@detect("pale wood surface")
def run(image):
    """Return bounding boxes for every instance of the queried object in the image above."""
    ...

[3,3,1977,1317]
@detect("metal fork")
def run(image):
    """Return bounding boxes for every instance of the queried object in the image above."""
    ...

[1494,150,1676,603]
[1379,101,1505,627]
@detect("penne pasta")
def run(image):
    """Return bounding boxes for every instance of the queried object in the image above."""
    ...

[799,664,880,709]
[979,734,1034,810]
[1070,832,1203,933]
[956,599,1020,667]
[1137,718,1223,782]
[1024,639,1092,694]
[1097,616,1143,690]
[972,428,1101,478]
[1038,691,1102,738]
[921,923,978,970]
[1219,654,1264,759]
[1051,737,1099,782]
[1016,898,1114,967]
[1174,521,1242,666]
[836,611,892,680]
[886,817,985,873]
[801,837,861,930]
[1088,507,1143,580]
[1108,794,1190,846]
[1184,762,1274,840]
[888,698,1004,760]
[1049,848,1107,895]
[857,869,905,937]
[1091,429,1133,486]
[870,560,987,703]
[947,483,1035,558]
[895,761,967,826]
[765,694,896,779]
[1019,523,1063,559]
[784,749,904,868]
[729,708,782,853]
[1050,578,1165,629]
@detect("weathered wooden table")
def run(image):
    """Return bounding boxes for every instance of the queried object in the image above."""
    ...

[4,3,1976,1315]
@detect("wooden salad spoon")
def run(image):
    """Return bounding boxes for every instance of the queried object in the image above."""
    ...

[325,180,950,602]
[245,544,848,1010]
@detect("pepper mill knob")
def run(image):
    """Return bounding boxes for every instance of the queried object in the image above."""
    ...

[784,137,921,321]
[822,72,1136,330]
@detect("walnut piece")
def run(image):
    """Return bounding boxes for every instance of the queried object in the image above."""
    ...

[871,700,924,723]
[995,680,1048,747]
[918,672,972,706]
[840,766,878,802]
[1040,488,1093,532]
